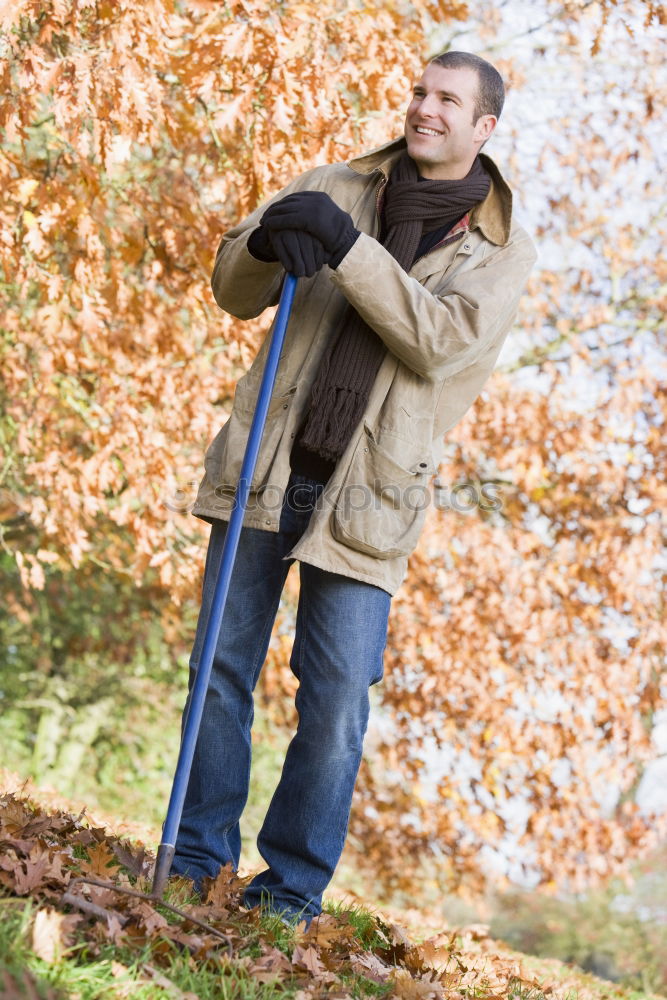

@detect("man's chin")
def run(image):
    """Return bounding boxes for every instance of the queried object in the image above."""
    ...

[406,148,435,172]
[405,139,425,160]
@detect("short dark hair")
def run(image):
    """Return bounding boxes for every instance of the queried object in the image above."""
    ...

[429,51,505,123]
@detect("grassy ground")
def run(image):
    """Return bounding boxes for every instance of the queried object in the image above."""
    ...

[2,777,665,1000]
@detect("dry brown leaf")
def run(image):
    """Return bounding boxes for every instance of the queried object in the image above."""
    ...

[292,943,327,976]
[304,913,354,949]
[111,839,149,877]
[0,797,34,834]
[83,840,122,877]
[459,922,490,941]
[88,884,122,908]
[250,946,293,982]
[390,968,446,1000]
[22,816,58,839]
[201,862,244,907]
[349,952,392,983]
[14,846,56,895]
[131,900,169,935]
[406,939,455,975]
[32,908,67,964]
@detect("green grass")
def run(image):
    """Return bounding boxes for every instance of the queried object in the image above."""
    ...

[5,887,663,1000]
[506,983,572,1000]
[0,897,301,1000]
[70,843,92,863]
[337,972,394,999]
[1,894,405,1000]
[323,898,390,950]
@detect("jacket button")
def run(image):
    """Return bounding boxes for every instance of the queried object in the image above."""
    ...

[265,519,271,525]
[282,403,288,409]
[364,447,369,453]
[419,462,427,468]
[463,243,471,250]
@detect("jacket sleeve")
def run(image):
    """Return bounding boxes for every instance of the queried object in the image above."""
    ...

[210,166,325,320]
[329,229,537,382]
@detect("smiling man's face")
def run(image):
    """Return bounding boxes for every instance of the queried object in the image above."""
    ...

[404,63,497,180]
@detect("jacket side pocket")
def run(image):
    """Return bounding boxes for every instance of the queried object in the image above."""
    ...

[332,424,435,560]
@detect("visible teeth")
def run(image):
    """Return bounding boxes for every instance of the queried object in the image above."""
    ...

[415,127,442,136]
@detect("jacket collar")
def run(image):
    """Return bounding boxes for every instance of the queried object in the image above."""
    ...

[347,137,513,247]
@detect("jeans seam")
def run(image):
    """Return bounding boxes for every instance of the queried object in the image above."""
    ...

[250,589,283,689]
[294,570,309,685]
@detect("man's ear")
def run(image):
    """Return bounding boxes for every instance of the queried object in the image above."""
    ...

[475,114,497,145]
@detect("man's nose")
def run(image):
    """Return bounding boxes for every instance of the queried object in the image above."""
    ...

[417,93,439,116]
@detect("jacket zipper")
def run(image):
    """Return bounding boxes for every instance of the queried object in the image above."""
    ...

[374,174,388,238]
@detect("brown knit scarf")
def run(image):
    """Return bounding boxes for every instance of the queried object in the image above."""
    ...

[297,151,491,462]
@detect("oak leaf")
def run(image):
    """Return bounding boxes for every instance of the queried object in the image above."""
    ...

[82,840,122,877]
[304,913,355,949]
[14,845,57,895]
[390,968,446,1000]
[201,862,245,907]
[291,944,327,976]
[131,900,169,935]
[250,946,293,982]
[111,839,149,877]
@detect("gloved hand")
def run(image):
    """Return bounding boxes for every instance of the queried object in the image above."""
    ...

[247,224,328,278]
[247,223,278,263]
[260,191,360,269]
[270,228,329,278]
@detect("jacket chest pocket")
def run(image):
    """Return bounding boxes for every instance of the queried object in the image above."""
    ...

[332,423,435,560]
[218,373,297,492]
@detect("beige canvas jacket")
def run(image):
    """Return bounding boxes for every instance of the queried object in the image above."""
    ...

[192,137,537,595]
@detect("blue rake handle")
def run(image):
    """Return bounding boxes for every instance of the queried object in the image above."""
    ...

[152,273,298,897]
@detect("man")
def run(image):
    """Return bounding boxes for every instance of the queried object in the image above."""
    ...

[172,51,536,923]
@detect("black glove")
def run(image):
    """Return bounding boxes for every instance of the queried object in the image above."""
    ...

[270,229,329,278]
[247,224,278,263]
[260,191,360,269]
[248,223,328,278]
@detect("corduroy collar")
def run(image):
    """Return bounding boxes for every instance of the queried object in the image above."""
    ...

[347,136,513,247]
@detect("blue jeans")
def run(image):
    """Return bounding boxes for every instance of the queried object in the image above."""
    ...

[172,473,391,921]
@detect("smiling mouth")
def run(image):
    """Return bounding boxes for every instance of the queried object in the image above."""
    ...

[414,126,444,137]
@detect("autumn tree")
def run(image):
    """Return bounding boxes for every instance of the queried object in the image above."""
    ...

[1,0,442,805]
[1,0,665,900]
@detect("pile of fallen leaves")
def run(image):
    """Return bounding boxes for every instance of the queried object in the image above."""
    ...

[0,789,603,999]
